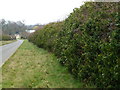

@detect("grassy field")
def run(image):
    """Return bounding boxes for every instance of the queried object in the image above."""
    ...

[0,69,2,89]
[2,40,94,88]
[0,40,16,46]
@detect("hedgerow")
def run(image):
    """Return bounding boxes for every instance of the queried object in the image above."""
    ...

[29,22,63,52]
[28,2,119,88]
[0,35,12,41]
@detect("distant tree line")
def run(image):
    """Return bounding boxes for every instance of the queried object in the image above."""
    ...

[0,19,44,39]
[0,19,27,35]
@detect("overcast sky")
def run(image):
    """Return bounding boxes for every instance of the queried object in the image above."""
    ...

[0,0,90,25]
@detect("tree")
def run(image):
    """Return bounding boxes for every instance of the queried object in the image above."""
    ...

[0,19,27,35]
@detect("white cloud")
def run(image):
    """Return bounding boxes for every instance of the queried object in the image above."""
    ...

[0,0,88,25]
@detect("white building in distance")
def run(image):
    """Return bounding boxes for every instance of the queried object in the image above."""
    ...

[15,34,21,39]
[26,30,36,33]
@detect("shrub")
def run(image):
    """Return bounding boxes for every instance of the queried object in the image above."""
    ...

[29,2,119,88]
[29,22,63,52]
[0,34,12,41]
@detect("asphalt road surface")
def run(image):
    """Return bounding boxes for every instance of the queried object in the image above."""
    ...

[0,40,24,67]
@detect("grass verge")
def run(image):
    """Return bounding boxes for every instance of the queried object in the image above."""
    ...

[2,40,94,88]
[0,40,17,46]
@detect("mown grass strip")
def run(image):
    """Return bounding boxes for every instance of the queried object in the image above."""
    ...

[0,40,17,46]
[2,40,93,88]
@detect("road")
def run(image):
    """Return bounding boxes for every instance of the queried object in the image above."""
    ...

[0,40,24,67]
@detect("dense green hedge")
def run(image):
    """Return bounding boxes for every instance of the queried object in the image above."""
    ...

[29,22,63,52]
[29,2,119,88]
